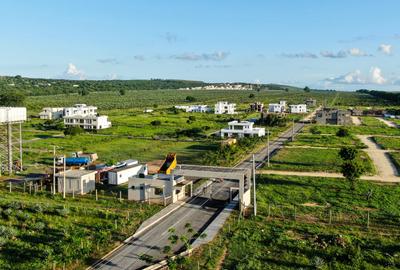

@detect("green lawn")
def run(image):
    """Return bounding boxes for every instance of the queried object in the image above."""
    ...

[183,175,400,270]
[288,134,365,148]
[388,152,400,173]
[373,136,400,150]
[0,182,162,269]
[360,116,388,127]
[303,124,400,136]
[268,147,375,174]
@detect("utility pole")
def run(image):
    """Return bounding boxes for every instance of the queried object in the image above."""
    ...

[7,123,12,174]
[63,155,66,199]
[19,122,23,171]
[53,146,56,195]
[252,154,257,216]
[291,119,295,142]
[267,129,270,167]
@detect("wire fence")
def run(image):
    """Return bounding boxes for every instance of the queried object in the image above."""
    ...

[263,203,400,230]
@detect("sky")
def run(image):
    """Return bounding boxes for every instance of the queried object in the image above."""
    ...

[0,0,400,91]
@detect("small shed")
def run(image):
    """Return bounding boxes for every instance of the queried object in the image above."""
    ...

[108,164,147,185]
[56,170,96,195]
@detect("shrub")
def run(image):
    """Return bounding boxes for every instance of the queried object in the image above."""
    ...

[188,116,196,121]
[249,93,255,98]
[64,126,84,136]
[151,120,161,126]
[185,96,196,102]
[336,127,350,137]
[310,126,322,134]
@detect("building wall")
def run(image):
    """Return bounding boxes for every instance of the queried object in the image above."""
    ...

[108,165,146,185]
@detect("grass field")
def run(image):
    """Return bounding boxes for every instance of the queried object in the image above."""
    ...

[288,134,365,148]
[372,136,400,150]
[0,182,161,270]
[360,116,389,127]
[183,175,400,269]
[303,124,400,136]
[268,147,375,174]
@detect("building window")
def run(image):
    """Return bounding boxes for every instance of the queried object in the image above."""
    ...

[154,187,163,195]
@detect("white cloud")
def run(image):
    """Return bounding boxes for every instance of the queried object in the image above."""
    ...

[348,48,372,57]
[171,51,229,61]
[378,44,393,55]
[281,52,318,59]
[326,66,387,85]
[62,63,85,80]
[320,50,347,58]
[369,67,386,84]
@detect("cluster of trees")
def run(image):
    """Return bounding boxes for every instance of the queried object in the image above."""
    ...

[0,76,207,96]
[357,89,400,104]
[0,91,25,106]
[257,114,288,127]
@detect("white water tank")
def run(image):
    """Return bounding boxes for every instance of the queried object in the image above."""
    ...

[0,107,27,123]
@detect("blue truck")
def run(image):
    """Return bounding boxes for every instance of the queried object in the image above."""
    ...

[57,157,90,166]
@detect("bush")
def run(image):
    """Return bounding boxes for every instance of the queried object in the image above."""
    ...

[151,120,162,126]
[336,127,350,137]
[64,126,84,136]
[249,93,255,98]
[310,126,322,134]
[185,96,196,102]
[188,116,196,121]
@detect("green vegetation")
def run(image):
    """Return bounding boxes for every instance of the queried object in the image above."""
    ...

[388,152,400,173]
[268,147,375,174]
[303,124,400,136]
[288,134,365,148]
[360,116,388,127]
[0,91,25,106]
[0,182,161,269]
[184,175,400,269]
[336,127,350,137]
[372,136,400,150]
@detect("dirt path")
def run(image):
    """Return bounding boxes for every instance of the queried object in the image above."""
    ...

[376,117,398,128]
[256,169,400,183]
[357,135,399,180]
[351,116,362,126]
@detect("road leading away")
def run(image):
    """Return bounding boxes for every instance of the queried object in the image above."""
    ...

[89,122,305,270]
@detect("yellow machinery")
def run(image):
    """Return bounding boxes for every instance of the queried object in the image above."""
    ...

[158,153,177,174]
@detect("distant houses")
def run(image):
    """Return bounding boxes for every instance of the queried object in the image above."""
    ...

[220,121,265,138]
[249,102,264,112]
[174,105,211,113]
[289,104,307,114]
[215,101,236,114]
[39,104,111,130]
[268,101,286,113]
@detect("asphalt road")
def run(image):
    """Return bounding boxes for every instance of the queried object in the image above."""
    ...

[89,122,305,270]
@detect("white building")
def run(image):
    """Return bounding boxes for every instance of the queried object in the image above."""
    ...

[108,163,148,185]
[220,121,265,138]
[64,104,97,117]
[128,174,192,204]
[174,105,211,113]
[64,115,111,130]
[39,108,64,120]
[56,170,96,195]
[268,101,286,113]
[215,101,236,114]
[290,104,307,114]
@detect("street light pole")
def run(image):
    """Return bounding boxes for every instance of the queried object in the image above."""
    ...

[267,129,270,167]
[252,154,257,216]
[53,146,56,195]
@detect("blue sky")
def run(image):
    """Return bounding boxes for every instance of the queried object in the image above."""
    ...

[0,0,400,90]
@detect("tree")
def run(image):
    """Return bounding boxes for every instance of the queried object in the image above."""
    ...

[336,127,350,137]
[339,147,358,161]
[0,91,25,106]
[304,86,311,92]
[249,93,255,98]
[185,96,196,102]
[119,89,126,95]
[188,116,196,121]
[338,146,365,190]
[341,160,365,190]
